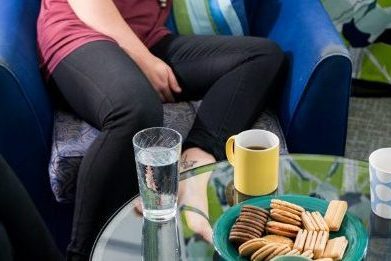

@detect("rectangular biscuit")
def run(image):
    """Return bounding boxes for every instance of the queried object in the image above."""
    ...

[293,229,307,252]
[304,230,317,252]
[314,231,329,259]
[322,236,348,260]
[302,211,317,231]
[324,200,348,231]
[314,211,329,231]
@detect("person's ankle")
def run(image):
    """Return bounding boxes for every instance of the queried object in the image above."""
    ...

[180,147,216,172]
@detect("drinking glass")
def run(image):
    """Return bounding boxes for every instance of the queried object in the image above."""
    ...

[133,127,182,221]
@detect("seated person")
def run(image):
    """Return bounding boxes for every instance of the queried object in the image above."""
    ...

[37,0,284,259]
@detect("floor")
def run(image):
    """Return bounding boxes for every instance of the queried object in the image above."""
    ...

[345,97,391,161]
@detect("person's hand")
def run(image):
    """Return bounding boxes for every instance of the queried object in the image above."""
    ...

[137,54,182,103]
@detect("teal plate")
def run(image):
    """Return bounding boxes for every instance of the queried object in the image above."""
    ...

[213,195,368,260]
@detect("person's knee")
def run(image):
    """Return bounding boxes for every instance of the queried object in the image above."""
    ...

[102,81,163,132]
[265,40,284,66]
[245,38,284,65]
[130,98,163,130]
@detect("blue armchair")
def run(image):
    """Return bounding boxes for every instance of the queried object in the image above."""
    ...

[0,0,351,251]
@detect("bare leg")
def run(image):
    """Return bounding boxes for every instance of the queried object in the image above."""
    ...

[179,147,216,243]
[134,147,216,243]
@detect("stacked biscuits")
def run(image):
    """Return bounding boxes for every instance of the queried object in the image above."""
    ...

[229,205,269,244]
[229,199,349,261]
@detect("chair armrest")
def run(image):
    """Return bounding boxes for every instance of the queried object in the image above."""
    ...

[0,0,54,213]
[248,0,352,155]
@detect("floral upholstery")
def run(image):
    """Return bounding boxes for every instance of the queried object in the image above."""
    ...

[49,102,288,203]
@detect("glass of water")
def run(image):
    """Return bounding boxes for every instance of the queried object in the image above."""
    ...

[133,127,182,221]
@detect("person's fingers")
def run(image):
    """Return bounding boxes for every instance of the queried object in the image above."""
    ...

[167,68,182,93]
[158,92,165,102]
[160,85,175,103]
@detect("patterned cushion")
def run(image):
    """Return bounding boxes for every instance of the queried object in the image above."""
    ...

[167,0,249,35]
[49,102,288,203]
[321,0,391,87]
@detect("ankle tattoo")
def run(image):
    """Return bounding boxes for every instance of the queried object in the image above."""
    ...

[181,154,198,170]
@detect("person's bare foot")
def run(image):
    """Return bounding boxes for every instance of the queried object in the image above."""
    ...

[135,147,216,243]
[178,148,216,243]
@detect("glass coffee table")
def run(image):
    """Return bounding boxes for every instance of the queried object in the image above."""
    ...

[90,154,391,260]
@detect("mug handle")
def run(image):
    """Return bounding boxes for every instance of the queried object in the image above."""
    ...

[225,136,236,166]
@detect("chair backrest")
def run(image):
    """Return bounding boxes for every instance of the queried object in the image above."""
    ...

[0,0,56,235]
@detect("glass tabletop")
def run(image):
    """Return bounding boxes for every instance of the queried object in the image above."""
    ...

[90,154,391,261]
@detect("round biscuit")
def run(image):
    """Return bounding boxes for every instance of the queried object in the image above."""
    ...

[270,199,305,212]
[271,208,301,221]
[270,212,302,226]
[238,238,267,257]
[285,249,300,256]
[275,245,291,256]
[230,231,257,239]
[241,209,268,219]
[242,205,269,216]
[261,235,293,245]
[266,221,301,232]
[235,221,265,233]
[265,244,290,261]
[238,217,265,231]
[265,227,298,238]
[229,235,251,244]
[232,224,263,237]
[270,203,302,216]
[239,212,267,224]
[231,228,262,238]
[251,244,280,261]
[241,210,268,222]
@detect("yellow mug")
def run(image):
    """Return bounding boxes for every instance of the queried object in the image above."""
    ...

[226,129,279,196]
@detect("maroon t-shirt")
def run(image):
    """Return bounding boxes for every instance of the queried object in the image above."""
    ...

[37,0,172,76]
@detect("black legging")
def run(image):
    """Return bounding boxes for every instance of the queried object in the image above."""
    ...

[0,155,63,261]
[51,34,283,260]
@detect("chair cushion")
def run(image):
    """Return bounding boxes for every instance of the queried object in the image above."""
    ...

[321,0,391,88]
[168,0,249,35]
[49,102,288,203]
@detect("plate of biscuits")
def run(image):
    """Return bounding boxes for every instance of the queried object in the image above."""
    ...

[213,195,367,261]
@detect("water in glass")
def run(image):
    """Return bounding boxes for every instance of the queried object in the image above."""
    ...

[136,147,179,220]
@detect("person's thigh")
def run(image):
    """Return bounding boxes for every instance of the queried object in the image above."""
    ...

[151,34,282,101]
[52,40,162,130]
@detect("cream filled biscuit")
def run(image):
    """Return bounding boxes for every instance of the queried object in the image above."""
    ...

[240,211,268,224]
[261,235,293,246]
[232,223,263,237]
[266,221,301,238]
[270,209,302,226]
[271,199,305,213]
[251,243,280,261]
[239,238,268,257]
[265,244,291,261]
[242,205,269,217]
[237,217,266,231]
[285,249,301,256]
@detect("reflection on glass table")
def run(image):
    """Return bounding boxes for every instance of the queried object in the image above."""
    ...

[91,154,391,261]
